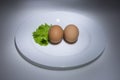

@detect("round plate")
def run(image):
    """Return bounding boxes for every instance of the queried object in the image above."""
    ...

[14,11,106,70]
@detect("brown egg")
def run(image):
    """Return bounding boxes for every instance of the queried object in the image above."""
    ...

[64,24,79,43]
[49,25,63,44]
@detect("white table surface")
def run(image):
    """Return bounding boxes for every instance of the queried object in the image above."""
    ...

[0,0,120,80]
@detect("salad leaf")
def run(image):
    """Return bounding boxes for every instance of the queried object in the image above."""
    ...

[33,23,51,46]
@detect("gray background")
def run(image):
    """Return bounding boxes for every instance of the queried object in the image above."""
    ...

[0,0,120,80]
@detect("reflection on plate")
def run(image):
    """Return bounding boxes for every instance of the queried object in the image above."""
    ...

[14,11,106,70]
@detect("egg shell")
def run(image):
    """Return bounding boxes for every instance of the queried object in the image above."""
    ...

[64,24,79,43]
[49,25,63,44]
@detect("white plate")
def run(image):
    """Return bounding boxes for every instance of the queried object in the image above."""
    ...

[15,11,106,69]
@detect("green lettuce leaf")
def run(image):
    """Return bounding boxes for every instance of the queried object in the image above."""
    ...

[33,23,51,46]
